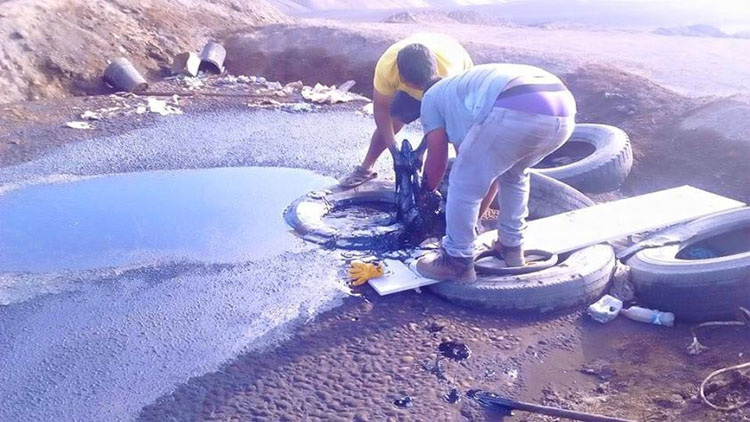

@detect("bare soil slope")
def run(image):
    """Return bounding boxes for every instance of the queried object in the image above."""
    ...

[0,0,287,104]
[227,23,750,202]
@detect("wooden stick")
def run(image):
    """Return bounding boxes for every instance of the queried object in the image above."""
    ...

[476,393,635,422]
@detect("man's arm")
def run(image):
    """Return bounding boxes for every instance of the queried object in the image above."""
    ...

[422,128,450,191]
[373,89,397,149]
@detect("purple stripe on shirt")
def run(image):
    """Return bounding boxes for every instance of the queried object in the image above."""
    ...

[494,90,576,117]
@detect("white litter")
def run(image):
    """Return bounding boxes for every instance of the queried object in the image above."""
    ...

[80,111,103,121]
[181,76,204,90]
[302,83,364,104]
[361,103,374,115]
[135,98,183,116]
[265,81,283,90]
[281,103,314,113]
[65,121,94,130]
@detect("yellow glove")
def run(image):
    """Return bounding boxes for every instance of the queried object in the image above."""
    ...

[348,260,384,286]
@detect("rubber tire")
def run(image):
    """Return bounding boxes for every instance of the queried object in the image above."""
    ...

[429,244,616,313]
[528,172,594,218]
[627,207,750,321]
[533,124,633,194]
[429,175,613,314]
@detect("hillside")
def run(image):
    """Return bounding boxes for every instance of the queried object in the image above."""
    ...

[0,0,287,104]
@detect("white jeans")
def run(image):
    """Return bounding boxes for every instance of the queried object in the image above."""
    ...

[442,108,575,258]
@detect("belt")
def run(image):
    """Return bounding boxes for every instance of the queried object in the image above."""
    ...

[497,83,567,99]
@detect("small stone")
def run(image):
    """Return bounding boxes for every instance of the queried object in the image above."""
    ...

[407,323,419,332]
[400,356,415,364]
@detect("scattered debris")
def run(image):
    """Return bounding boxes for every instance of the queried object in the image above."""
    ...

[361,102,374,116]
[171,52,200,77]
[443,389,461,404]
[80,110,103,121]
[688,311,748,355]
[136,97,182,116]
[580,359,618,381]
[438,341,471,361]
[284,81,304,91]
[700,361,750,411]
[199,42,226,74]
[265,81,283,91]
[338,80,356,93]
[302,83,364,104]
[216,75,242,86]
[393,396,413,409]
[249,98,282,108]
[103,58,148,93]
[280,103,314,113]
[65,121,94,130]
[179,76,205,90]
[609,262,635,302]
[587,294,623,323]
[621,306,675,327]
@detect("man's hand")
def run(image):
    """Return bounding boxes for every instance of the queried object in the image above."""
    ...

[422,128,450,191]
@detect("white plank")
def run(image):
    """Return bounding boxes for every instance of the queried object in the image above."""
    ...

[483,185,744,254]
[369,259,439,296]
[369,186,745,295]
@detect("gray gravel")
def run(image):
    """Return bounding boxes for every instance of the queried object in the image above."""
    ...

[0,109,422,422]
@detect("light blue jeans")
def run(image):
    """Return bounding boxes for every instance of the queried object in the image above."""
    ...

[442,108,575,258]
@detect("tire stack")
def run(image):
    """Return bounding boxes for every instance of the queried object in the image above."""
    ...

[430,124,749,321]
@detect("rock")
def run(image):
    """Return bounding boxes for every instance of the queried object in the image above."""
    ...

[400,356,415,364]
[580,360,617,381]
[427,320,446,333]
[438,341,471,361]
[9,31,25,40]
[393,396,413,408]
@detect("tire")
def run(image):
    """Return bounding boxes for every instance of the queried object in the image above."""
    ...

[428,244,616,313]
[533,124,633,193]
[626,207,750,321]
[429,176,612,314]
[528,172,594,218]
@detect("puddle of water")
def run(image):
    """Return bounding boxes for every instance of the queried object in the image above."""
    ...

[0,167,335,274]
[0,167,353,422]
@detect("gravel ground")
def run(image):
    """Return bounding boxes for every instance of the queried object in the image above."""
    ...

[1,92,748,421]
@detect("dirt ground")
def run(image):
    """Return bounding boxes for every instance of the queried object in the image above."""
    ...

[138,287,750,422]
[2,78,749,421]
[2,3,750,421]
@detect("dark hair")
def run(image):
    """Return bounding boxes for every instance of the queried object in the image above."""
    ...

[396,43,437,88]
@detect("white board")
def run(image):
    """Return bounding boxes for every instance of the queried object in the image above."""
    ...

[369,185,745,296]
[370,259,439,296]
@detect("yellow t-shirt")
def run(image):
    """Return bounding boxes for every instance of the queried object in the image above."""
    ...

[373,33,474,100]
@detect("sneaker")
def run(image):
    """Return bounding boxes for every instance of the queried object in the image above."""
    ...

[494,241,525,267]
[416,248,476,284]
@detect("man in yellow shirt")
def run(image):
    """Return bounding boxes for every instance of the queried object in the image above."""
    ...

[339,33,473,188]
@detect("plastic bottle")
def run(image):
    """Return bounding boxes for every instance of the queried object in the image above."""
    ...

[587,295,623,323]
[621,306,675,327]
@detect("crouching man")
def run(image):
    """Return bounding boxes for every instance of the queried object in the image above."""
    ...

[415,64,577,283]
[339,33,473,188]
